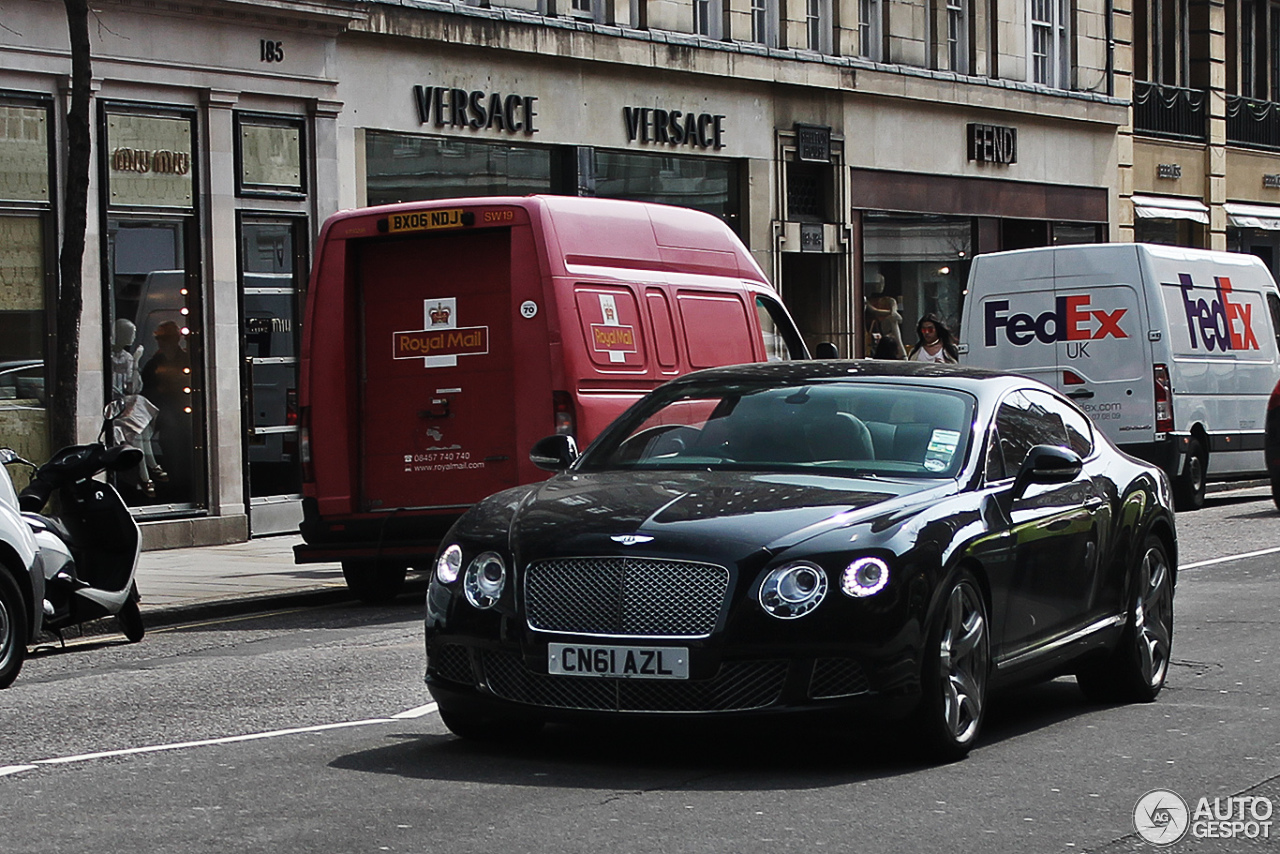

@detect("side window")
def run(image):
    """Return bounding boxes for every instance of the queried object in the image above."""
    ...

[994,391,1068,473]
[1025,389,1093,458]
[985,426,1007,481]
[1267,293,1280,355]
[755,295,805,361]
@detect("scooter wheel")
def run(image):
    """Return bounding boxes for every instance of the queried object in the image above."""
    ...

[117,597,145,643]
[0,566,29,688]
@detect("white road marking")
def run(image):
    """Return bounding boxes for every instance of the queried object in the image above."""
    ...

[1182,544,1280,570]
[1,703,440,777]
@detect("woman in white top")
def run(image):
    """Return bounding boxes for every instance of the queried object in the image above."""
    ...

[908,313,959,363]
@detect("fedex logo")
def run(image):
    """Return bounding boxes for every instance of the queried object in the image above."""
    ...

[1177,273,1260,352]
[984,295,1129,346]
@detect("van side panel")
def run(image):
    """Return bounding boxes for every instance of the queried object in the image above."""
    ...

[676,290,756,369]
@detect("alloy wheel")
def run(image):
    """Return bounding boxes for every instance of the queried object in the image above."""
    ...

[1134,544,1173,691]
[939,580,988,745]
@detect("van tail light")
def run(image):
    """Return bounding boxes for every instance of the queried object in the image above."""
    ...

[1063,370,1086,386]
[553,391,576,438]
[1269,381,1280,412]
[1153,364,1174,434]
[299,406,314,482]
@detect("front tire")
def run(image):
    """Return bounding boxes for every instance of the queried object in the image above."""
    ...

[1174,439,1206,511]
[0,566,29,689]
[341,560,408,604]
[1077,535,1174,703]
[911,570,990,762]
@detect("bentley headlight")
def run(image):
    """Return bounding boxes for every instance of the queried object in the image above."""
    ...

[464,551,507,609]
[759,562,828,619]
[841,556,890,598]
[435,543,463,584]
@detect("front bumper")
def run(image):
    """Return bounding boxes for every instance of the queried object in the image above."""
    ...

[424,634,921,723]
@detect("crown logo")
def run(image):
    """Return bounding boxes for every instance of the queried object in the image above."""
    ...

[429,304,451,325]
[604,306,616,322]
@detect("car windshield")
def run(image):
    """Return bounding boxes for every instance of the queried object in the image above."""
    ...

[580,380,976,479]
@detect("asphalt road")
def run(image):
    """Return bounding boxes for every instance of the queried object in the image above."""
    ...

[2,487,1278,854]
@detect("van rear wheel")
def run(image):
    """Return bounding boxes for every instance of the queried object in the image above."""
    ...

[0,566,29,689]
[341,560,407,604]
[1174,439,1206,511]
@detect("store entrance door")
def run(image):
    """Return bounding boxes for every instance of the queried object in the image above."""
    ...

[239,216,308,535]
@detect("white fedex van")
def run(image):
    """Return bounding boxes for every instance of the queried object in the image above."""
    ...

[959,243,1280,509]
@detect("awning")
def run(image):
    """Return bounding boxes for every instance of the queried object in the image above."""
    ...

[1224,202,1280,231]
[1131,194,1210,224]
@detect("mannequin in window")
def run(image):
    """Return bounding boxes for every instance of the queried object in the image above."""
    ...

[863,273,907,359]
[141,321,193,496]
[111,318,160,497]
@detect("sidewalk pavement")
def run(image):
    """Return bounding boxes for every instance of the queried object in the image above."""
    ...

[134,534,426,627]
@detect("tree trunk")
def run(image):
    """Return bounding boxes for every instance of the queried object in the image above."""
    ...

[53,0,92,451]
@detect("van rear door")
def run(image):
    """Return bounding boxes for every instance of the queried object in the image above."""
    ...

[358,227,518,512]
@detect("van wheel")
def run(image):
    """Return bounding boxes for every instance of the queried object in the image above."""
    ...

[341,560,407,604]
[1174,439,1206,511]
[0,566,29,689]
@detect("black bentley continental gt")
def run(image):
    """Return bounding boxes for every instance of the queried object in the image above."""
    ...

[424,361,1177,760]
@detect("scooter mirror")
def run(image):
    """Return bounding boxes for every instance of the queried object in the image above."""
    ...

[0,448,18,465]
[103,398,126,421]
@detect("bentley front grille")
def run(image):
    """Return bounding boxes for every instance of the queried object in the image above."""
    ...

[524,557,729,637]
[482,651,787,713]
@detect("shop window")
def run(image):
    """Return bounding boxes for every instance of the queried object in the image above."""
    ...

[1029,0,1070,88]
[862,212,971,358]
[593,150,741,232]
[0,98,53,471]
[365,133,554,205]
[1134,217,1202,246]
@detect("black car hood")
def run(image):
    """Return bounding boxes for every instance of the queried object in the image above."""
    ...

[508,470,949,564]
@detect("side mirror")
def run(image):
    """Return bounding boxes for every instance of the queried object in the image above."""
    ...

[530,434,578,472]
[103,398,126,420]
[0,448,19,465]
[1011,444,1083,500]
[814,341,840,359]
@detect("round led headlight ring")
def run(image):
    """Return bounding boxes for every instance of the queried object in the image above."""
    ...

[463,551,507,609]
[758,562,828,619]
[435,543,463,584]
[841,556,890,598]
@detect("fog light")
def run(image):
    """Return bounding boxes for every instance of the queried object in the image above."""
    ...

[435,543,463,584]
[841,557,889,598]
[464,551,506,609]
[759,562,828,619]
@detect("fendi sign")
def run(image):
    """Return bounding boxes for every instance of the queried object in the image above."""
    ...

[967,123,1017,165]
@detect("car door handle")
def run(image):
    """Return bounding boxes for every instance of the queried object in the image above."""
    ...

[1066,389,1094,400]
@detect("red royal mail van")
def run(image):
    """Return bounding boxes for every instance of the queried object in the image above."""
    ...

[294,195,809,601]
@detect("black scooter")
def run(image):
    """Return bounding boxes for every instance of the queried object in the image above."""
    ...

[0,440,146,644]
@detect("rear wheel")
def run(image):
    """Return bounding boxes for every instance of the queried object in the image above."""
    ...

[1077,535,1174,703]
[341,560,407,604]
[910,570,989,762]
[1174,439,1206,511]
[0,566,29,689]
[439,706,544,743]
[117,593,145,643]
